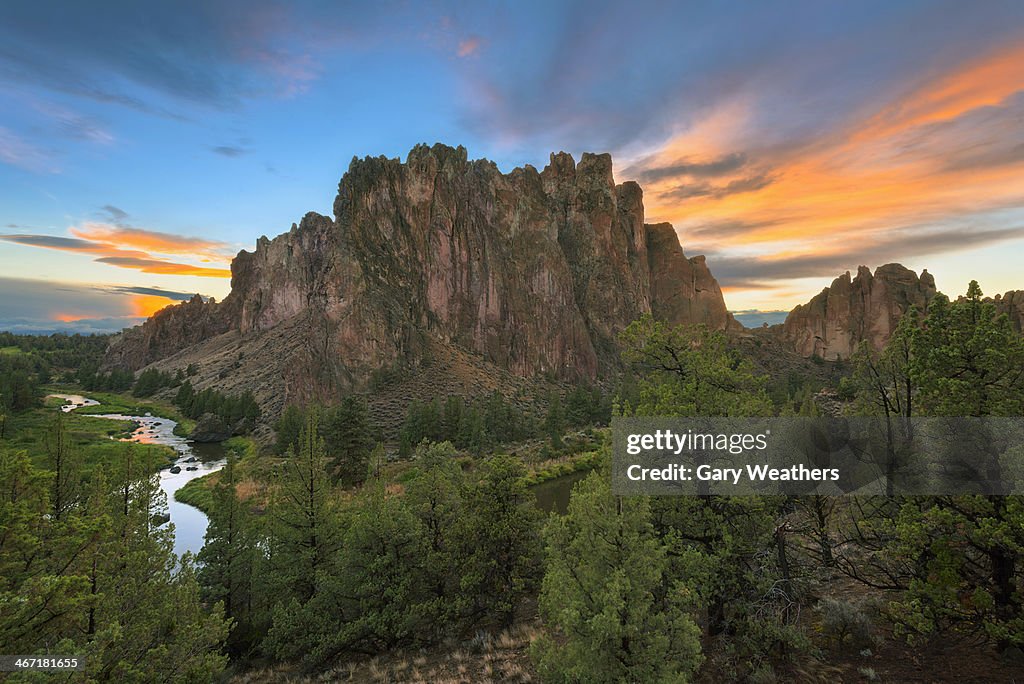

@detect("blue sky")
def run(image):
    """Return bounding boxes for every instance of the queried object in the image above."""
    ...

[2,1,1024,333]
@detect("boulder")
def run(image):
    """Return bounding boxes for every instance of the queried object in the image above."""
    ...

[188,413,232,443]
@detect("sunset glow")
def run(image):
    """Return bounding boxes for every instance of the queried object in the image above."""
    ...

[2,2,1023,328]
[130,294,179,318]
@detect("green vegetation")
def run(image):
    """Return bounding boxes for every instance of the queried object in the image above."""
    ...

[61,388,197,437]
[840,281,1024,649]
[0,444,229,681]
[533,469,703,683]
[398,386,612,458]
[273,400,377,484]
[174,380,260,434]
[191,421,545,667]
[174,437,257,515]
[5,282,1024,680]
[3,400,173,473]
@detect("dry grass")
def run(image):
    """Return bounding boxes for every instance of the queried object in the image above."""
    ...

[231,623,540,683]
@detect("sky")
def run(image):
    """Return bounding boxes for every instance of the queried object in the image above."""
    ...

[2,0,1024,333]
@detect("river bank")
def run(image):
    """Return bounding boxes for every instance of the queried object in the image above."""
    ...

[47,392,226,558]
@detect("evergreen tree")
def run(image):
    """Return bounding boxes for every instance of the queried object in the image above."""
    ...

[43,412,81,521]
[403,442,469,626]
[543,391,567,449]
[533,470,703,682]
[266,411,341,605]
[457,455,543,628]
[197,456,258,654]
[619,315,772,417]
[321,396,375,486]
[174,379,194,413]
[887,283,1024,648]
[0,445,229,682]
[274,404,305,455]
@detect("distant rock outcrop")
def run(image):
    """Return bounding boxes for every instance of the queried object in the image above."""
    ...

[782,264,936,360]
[105,294,232,370]
[991,291,1024,333]
[105,144,736,417]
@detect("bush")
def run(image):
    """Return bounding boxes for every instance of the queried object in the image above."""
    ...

[816,597,875,647]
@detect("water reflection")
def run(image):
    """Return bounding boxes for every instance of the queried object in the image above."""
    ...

[48,393,225,559]
[532,470,590,515]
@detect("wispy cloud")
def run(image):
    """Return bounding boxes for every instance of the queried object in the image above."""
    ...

[0,126,58,172]
[211,145,249,157]
[1,208,234,278]
[70,222,233,262]
[632,153,749,183]
[704,224,1024,288]
[457,36,482,58]
[93,256,230,277]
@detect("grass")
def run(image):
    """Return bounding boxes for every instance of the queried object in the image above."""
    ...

[174,436,260,514]
[228,623,540,683]
[43,386,197,436]
[2,399,174,473]
[175,477,216,513]
[523,448,602,486]
[0,345,24,355]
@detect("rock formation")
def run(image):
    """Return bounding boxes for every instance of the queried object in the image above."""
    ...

[105,293,232,370]
[645,222,740,333]
[782,264,936,360]
[106,144,736,416]
[991,291,1024,333]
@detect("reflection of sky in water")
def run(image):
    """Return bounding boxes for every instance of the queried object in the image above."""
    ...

[48,394,225,559]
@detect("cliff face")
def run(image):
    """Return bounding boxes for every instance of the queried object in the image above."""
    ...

[106,144,736,408]
[104,294,233,370]
[782,263,936,360]
[991,291,1024,333]
[645,222,741,333]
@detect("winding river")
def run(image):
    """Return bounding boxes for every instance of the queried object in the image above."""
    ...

[49,394,225,559]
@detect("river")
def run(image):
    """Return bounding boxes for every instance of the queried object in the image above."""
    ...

[532,469,590,515]
[49,393,225,559]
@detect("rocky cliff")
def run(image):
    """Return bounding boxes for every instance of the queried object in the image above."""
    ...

[645,222,740,333]
[782,263,936,360]
[991,290,1024,332]
[106,144,736,413]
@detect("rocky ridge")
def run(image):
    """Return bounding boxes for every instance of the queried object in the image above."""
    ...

[106,144,737,417]
[781,264,937,360]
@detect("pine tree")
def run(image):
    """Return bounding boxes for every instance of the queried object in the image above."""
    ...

[267,411,341,604]
[321,397,375,486]
[886,283,1024,649]
[274,404,305,455]
[543,391,567,449]
[44,412,81,521]
[197,456,257,654]
[533,470,703,682]
[458,455,543,628]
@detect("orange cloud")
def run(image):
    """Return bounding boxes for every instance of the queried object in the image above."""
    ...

[70,222,233,262]
[629,38,1024,313]
[1,223,234,278]
[130,293,178,317]
[634,39,1024,259]
[52,313,88,322]
[96,256,231,277]
[855,42,1024,143]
